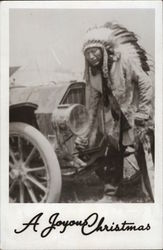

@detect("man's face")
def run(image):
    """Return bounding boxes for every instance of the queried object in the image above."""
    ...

[84,47,103,67]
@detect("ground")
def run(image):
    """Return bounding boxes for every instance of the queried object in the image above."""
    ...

[60,152,154,203]
[60,172,152,203]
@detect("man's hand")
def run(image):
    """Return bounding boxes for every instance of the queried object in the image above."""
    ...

[134,114,148,144]
[135,124,147,144]
[75,136,89,151]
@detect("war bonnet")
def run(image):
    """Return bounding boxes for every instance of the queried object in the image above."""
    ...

[83,22,151,82]
[83,26,115,80]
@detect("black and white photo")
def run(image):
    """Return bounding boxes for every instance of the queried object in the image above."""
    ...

[0,1,162,249]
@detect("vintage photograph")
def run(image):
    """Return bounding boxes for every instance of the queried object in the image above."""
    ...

[9,8,155,203]
[1,1,163,250]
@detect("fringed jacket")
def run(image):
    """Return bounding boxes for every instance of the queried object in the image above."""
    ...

[86,50,153,147]
[82,23,154,147]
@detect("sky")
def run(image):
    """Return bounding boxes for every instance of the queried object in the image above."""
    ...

[10,8,155,76]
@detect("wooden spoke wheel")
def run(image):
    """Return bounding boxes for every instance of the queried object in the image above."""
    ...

[9,122,62,203]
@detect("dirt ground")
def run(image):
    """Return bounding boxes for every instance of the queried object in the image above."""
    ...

[60,152,154,203]
[60,171,152,203]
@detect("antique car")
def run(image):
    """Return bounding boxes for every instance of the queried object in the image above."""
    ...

[9,77,154,203]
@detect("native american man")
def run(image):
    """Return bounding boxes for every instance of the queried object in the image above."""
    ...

[75,22,154,198]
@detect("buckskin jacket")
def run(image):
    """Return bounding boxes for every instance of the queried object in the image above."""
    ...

[82,23,154,148]
[85,53,154,147]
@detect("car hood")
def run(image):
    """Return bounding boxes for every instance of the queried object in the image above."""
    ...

[10,83,71,113]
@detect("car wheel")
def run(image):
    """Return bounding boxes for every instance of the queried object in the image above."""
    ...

[9,122,62,203]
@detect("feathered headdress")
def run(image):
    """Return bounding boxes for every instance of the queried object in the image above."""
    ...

[83,22,153,83]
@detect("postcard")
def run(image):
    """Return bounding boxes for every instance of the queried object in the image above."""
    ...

[0,1,162,249]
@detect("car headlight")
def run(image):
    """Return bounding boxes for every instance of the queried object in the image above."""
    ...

[52,104,90,136]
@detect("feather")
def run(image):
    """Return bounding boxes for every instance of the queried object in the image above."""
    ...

[83,21,152,85]
[102,22,151,73]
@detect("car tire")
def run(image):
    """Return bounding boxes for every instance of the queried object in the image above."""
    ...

[9,122,62,203]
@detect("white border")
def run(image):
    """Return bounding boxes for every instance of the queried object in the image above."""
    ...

[2,1,161,9]
[0,1,163,249]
